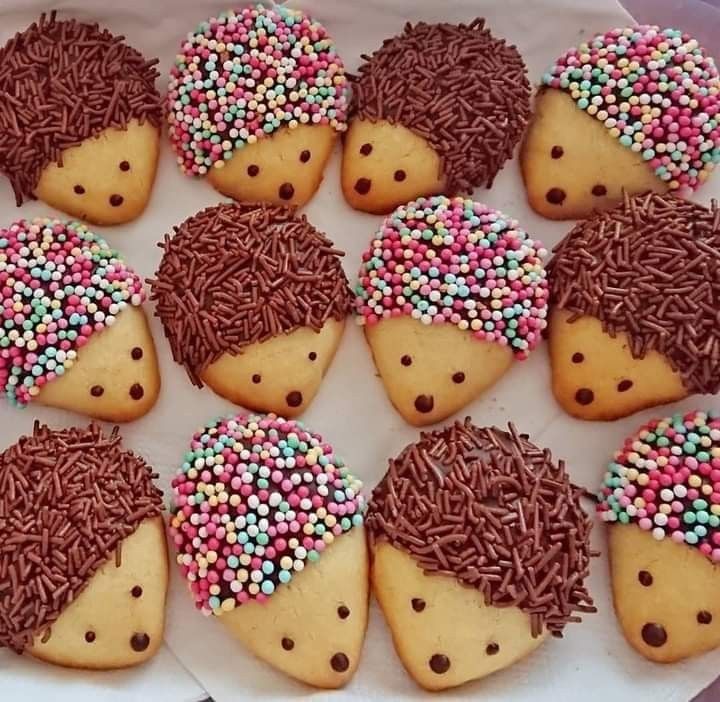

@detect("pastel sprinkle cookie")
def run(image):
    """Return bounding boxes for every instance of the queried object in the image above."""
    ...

[0,422,167,669]
[0,218,160,421]
[547,192,720,421]
[367,419,594,690]
[521,25,720,220]
[342,18,531,214]
[167,5,348,207]
[355,195,548,426]
[169,413,368,688]
[598,410,720,662]
[0,12,163,225]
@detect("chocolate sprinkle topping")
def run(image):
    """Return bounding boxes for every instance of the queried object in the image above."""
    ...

[0,422,163,653]
[366,418,595,637]
[548,192,720,395]
[149,203,353,387]
[0,12,162,206]
[350,18,530,194]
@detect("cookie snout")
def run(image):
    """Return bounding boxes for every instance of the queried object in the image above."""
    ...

[414,394,434,414]
[641,622,667,648]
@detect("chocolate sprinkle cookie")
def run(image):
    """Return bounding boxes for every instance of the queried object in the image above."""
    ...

[0,11,163,206]
[549,192,720,395]
[350,18,531,193]
[366,418,595,637]
[149,202,353,387]
[0,422,164,653]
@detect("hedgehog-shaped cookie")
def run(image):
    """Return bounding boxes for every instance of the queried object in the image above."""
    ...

[0,12,163,225]
[169,413,368,688]
[0,218,160,421]
[355,196,548,426]
[0,422,167,669]
[599,410,720,662]
[150,202,351,416]
[521,26,720,220]
[342,19,530,215]
[167,5,348,208]
[548,192,720,421]
[367,418,595,691]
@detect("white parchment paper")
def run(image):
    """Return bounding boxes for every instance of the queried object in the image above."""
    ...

[1,0,719,700]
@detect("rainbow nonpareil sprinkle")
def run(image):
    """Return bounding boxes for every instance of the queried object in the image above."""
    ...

[169,413,365,615]
[0,218,145,407]
[598,410,720,561]
[167,5,348,176]
[543,26,720,193]
[354,196,548,358]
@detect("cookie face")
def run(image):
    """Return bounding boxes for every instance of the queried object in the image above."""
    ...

[341,120,445,215]
[31,517,168,669]
[372,544,545,690]
[169,414,368,688]
[598,411,720,662]
[366,317,512,426]
[367,420,595,691]
[151,203,351,414]
[0,218,160,421]
[522,26,720,220]
[548,193,720,420]
[0,12,162,224]
[344,19,530,214]
[201,319,344,418]
[521,90,665,220]
[356,196,547,426]
[167,6,348,208]
[549,310,685,420]
[207,124,337,208]
[0,423,166,667]
[35,121,160,226]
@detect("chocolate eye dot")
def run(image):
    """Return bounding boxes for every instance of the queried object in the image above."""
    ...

[299,149,311,163]
[337,605,350,619]
[592,184,607,197]
[617,379,633,392]
[452,371,465,384]
[571,352,584,363]
[85,631,96,643]
[551,145,564,159]
[401,355,412,367]
[131,346,143,360]
[698,611,713,624]
[252,374,261,384]
[119,160,131,172]
[74,184,85,195]
[281,637,294,651]
[486,642,500,656]
[247,164,260,177]
[411,598,426,612]
[90,385,104,397]
[360,143,373,156]
[638,570,653,587]
[394,169,407,182]
[308,352,317,361]
[131,585,143,598]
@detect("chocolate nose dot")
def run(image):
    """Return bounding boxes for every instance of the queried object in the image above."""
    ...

[130,633,150,652]
[574,388,594,405]
[109,194,124,207]
[429,653,450,674]
[545,187,566,205]
[330,652,349,672]
[354,177,371,195]
[278,182,295,200]
[286,390,303,408]
[641,623,667,648]
[414,394,434,413]
[129,383,144,400]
